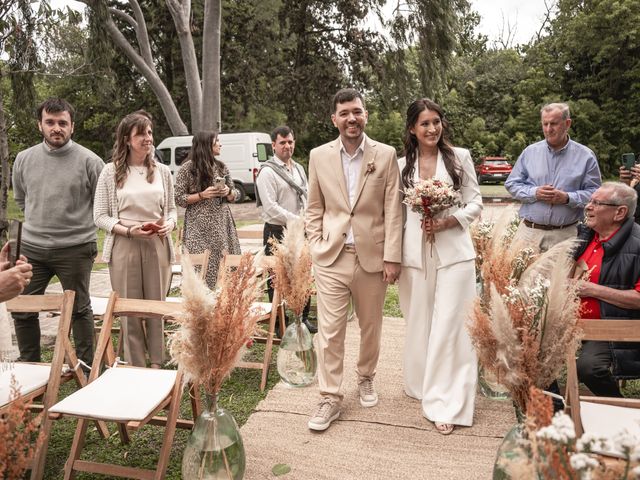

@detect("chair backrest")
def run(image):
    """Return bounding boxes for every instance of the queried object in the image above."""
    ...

[6,291,78,391]
[92,293,184,379]
[175,250,211,282]
[4,291,76,480]
[218,253,274,291]
[565,319,640,437]
[237,229,263,240]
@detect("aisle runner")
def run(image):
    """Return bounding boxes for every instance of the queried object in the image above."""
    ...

[241,317,515,480]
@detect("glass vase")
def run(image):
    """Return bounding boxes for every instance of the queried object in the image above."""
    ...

[492,407,532,480]
[276,316,316,387]
[478,366,510,400]
[182,394,246,480]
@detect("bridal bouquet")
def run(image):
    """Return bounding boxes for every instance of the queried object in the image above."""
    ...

[402,178,460,245]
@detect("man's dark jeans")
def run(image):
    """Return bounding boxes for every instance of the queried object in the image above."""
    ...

[263,222,311,319]
[13,241,97,366]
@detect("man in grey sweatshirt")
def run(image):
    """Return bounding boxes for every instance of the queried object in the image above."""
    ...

[12,98,104,366]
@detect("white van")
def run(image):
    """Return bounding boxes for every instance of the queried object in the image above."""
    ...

[156,132,273,202]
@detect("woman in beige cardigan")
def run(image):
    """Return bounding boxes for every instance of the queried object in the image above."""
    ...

[94,111,177,368]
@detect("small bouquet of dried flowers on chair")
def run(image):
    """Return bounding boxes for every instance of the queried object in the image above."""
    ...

[269,216,317,387]
[170,252,264,480]
[500,387,640,480]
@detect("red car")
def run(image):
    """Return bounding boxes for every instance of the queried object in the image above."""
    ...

[475,156,512,184]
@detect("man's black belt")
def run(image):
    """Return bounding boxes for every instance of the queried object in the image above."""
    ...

[523,219,578,231]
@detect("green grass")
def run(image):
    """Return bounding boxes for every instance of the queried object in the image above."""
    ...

[39,283,400,478]
[42,340,280,479]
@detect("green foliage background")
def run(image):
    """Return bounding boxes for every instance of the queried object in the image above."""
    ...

[2,0,639,172]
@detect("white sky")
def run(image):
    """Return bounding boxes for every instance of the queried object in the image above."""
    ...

[52,0,553,47]
[471,0,554,46]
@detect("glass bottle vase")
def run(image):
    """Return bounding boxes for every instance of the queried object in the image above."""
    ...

[182,394,246,480]
[276,317,317,387]
[478,366,510,400]
[492,406,534,480]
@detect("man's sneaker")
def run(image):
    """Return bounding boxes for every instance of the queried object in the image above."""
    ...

[308,397,340,431]
[358,378,378,407]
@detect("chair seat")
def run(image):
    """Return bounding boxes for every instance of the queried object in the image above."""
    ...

[49,367,177,422]
[91,296,110,316]
[581,401,640,457]
[91,295,184,316]
[171,264,182,275]
[253,302,271,316]
[0,363,51,407]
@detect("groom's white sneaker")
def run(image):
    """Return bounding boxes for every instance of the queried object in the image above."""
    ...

[358,378,378,407]
[308,397,340,431]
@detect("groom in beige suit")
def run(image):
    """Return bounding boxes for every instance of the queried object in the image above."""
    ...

[306,88,403,431]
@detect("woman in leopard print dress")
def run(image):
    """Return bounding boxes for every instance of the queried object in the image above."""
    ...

[174,131,241,288]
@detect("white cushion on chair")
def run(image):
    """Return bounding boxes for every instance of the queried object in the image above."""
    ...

[0,363,51,407]
[171,264,182,275]
[580,401,640,457]
[253,302,272,316]
[90,296,110,317]
[49,367,177,422]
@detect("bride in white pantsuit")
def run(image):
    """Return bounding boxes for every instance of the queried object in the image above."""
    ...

[398,99,482,435]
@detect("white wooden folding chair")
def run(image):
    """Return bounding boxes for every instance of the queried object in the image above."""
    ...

[49,292,200,480]
[2,291,106,480]
[221,254,285,391]
[565,319,640,457]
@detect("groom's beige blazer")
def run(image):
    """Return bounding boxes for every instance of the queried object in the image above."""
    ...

[306,136,403,271]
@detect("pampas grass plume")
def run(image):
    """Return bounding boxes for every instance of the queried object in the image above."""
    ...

[269,217,313,318]
[169,251,263,395]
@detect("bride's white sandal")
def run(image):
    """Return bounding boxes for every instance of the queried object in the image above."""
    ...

[435,422,454,435]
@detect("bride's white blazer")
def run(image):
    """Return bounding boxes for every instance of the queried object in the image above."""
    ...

[398,147,482,270]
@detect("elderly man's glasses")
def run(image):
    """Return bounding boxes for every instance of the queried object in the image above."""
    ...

[588,199,621,208]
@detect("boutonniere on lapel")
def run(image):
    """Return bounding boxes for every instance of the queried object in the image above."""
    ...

[365,160,376,174]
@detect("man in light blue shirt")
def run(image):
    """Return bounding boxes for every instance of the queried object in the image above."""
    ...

[505,102,602,251]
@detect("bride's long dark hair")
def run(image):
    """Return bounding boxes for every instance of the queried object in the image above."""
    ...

[401,98,463,190]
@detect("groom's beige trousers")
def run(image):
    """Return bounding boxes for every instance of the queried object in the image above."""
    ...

[314,244,388,403]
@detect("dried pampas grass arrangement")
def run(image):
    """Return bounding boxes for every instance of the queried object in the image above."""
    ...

[468,211,583,413]
[269,217,313,317]
[169,252,263,395]
[0,377,44,479]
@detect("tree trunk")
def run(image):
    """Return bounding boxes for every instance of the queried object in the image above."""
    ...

[166,0,203,133]
[0,71,10,241]
[201,0,221,132]
[78,0,189,135]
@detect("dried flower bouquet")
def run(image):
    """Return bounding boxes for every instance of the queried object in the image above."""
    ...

[169,252,264,396]
[0,377,44,479]
[268,216,313,319]
[269,217,315,373]
[501,388,640,480]
[468,211,583,414]
[403,178,461,245]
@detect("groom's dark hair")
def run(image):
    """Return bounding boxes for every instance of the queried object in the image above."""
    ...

[332,88,365,112]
